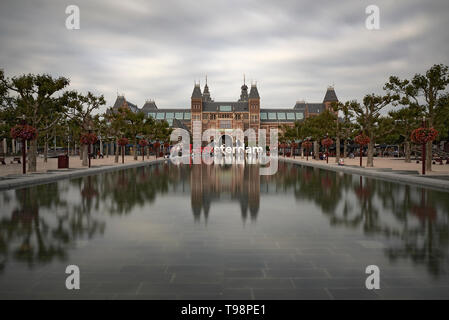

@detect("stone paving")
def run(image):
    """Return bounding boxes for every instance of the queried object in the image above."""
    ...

[0,154,158,177]
[282,157,449,191]
[284,156,449,175]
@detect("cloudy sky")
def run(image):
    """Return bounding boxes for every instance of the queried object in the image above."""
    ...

[1,0,448,113]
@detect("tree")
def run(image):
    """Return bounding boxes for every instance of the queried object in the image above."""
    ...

[94,115,110,157]
[385,64,449,171]
[123,109,147,160]
[301,110,337,159]
[435,93,449,142]
[0,70,16,154]
[388,106,421,162]
[105,107,127,163]
[63,91,105,166]
[350,93,396,167]
[331,101,356,159]
[0,73,70,171]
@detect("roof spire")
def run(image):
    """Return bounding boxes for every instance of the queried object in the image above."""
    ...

[202,75,212,102]
[239,74,249,102]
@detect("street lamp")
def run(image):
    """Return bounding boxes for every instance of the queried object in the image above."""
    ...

[87,124,92,168]
[421,116,426,175]
[20,115,26,174]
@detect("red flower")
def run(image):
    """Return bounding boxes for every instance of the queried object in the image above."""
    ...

[302,141,312,149]
[411,127,438,144]
[321,137,334,147]
[139,139,148,147]
[118,137,129,147]
[10,124,38,140]
[80,133,98,145]
[355,134,370,146]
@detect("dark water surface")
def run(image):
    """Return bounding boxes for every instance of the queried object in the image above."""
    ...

[1,162,449,299]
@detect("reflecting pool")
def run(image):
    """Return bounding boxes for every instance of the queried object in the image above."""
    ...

[0,162,449,299]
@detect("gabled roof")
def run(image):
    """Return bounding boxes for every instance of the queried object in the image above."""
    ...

[323,86,338,102]
[141,100,158,113]
[249,85,260,99]
[191,84,202,99]
[112,95,138,112]
[112,96,126,109]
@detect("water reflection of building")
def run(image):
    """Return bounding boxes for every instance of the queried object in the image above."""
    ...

[190,164,260,223]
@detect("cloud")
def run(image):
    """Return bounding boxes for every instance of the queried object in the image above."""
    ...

[1,0,448,113]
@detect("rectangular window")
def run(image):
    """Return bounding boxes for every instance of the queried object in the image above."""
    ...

[175,112,184,119]
[219,105,232,112]
[296,112,304,120]
[184,112,191,120]
[219,120,232,129]
[277,112,286,120]
[260,112,267,120]
[156,113,165,119]
[287,113,295,120]
[268,112,277,120]
[165,112,174,119]
[147,112,156,119]
[166,119,173,126]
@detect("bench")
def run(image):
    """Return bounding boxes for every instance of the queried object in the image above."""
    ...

[11,157,21,164]
[0,157,5,165]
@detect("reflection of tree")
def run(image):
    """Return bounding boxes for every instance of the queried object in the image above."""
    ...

[0,182,105,272]
[272,162,449,277]
[385,188,448,276]
[96,164,176,215]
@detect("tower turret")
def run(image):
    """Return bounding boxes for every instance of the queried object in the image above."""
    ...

[239,75,249,102]
[202,76,212,102]
[323,86,338,113]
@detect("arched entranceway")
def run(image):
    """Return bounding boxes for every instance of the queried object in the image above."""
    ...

[218,134,233,148]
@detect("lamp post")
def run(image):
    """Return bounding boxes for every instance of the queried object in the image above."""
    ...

[20,115,26,174]
[87,124,92,168]
[421,116,426,175]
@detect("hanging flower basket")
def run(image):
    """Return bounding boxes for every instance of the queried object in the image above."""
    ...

[10,124,38,141]
[354,134,370,146]
[154,142,161,149]
[139,139,148,147]
[302,141,312,149]
[80,133,98,145]
[164,142,170,148]
[321,137,333,147]
[410,127,438,144]
[118,137,129,147]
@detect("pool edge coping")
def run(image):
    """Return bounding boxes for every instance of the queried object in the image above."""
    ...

[0,158,168,191]
[281,157,449,192]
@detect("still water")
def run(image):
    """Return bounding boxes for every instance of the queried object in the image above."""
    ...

[0,162,448,299]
